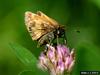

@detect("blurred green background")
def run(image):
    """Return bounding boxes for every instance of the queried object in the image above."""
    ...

[0,0,100,75]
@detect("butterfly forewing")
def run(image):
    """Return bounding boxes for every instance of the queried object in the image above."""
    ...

[25,11,59,41]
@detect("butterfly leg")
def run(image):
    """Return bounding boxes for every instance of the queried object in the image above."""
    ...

[63,32,67,45]
[57,30,59,45]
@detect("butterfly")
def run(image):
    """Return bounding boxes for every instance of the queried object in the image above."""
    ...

[25,11,66,46]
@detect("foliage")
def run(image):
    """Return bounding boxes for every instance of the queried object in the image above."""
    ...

[9,43,48,75]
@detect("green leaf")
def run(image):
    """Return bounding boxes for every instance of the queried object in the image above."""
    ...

[9,43,49,75]
[9,43,37,67]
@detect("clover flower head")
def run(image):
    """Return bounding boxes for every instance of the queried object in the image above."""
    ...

[38,44,75,75]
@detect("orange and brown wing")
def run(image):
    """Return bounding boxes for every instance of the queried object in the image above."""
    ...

[25,11,59,40]
[36,11,59,28]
